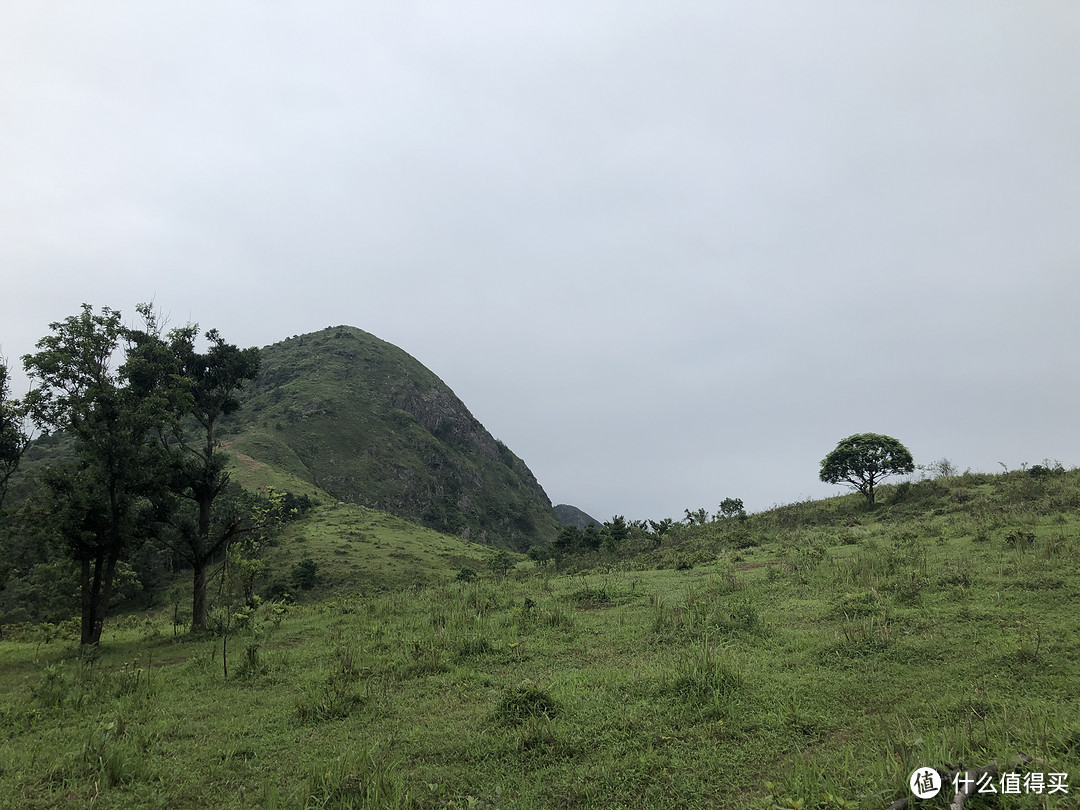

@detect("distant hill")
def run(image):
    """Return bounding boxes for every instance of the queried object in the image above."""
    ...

[554,503,603,528]
[222,326,560,549]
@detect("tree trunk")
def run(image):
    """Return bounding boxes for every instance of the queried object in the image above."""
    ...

[80,557,94,645]
[192,559,208,632]
[81,553,119,646]
[92,553,119,645]
[188,490,214,632]
[80,552,117,646]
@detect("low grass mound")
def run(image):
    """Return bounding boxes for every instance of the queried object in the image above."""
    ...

[260,501,507,597]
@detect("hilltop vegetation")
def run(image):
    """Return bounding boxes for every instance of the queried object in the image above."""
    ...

[2,466,1079,809]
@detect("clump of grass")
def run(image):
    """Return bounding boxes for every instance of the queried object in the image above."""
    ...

[494,682,559,725]
[295,676,367,724]
[718,597,764,635]
[455,636,492,659]
[670,637,743,701]
[652,588,764,639]
[303,750,411,809]
[570,584,612,607]
[884,568,928,603]
[30,660,73,710]
[450,611,495,661]
[233,641,268,679]
[714,562,742,593]
[818,615,894,665]
[938,564,973,589]
[651,594,672,634]
[398,639,448,678]
[76,716,150,788]
[831,589,884,618]
[538,601,573,630]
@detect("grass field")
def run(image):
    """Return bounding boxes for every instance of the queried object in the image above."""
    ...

[2,470,1080,809]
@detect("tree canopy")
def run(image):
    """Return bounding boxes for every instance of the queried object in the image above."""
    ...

[155,323,261,632]
[819,433,914,505]
[0,360,31,509]
[22,305,177,644]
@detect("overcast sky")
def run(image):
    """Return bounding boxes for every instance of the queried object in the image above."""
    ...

[2,3,1079,522]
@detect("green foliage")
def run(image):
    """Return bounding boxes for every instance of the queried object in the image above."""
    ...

[301,750,410,809]
[553,525,580,556]
[487,549,513,577]
[21,304,178,645]
[224,537,265,609]
[819,433,915,504]
[295,676,366,725]
[670,636,743,703]
[8,315,1080,808]
[0,359,31,509]
[603,515,629,550]
[291,557,320,590]
[1029,460,1064,478]
[718,497,746,519]
[153,321,260,632]
[649,517,675,537]
[684,507,709,525]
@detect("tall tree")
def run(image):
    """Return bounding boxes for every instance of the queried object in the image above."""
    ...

[23,305,177,645]
[156,325,260,632]
[603,515,629,551]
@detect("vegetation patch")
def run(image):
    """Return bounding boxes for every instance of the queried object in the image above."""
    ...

[669,638,743,702]
[494,683,560,725]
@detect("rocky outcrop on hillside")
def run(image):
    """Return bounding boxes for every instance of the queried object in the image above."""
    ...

[554,504,603,528]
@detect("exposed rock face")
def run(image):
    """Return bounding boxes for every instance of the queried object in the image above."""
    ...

[227,326,560,548]
[554,504,603,529]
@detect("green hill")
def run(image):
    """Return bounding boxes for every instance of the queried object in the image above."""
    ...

[222,326,559,549]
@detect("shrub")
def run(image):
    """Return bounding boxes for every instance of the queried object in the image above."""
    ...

[291,557,320,590]
[263,578,295,603]
[1005,529,1035,548]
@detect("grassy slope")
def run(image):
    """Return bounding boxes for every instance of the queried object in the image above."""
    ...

[3,470,1080,809]
[263,502,499,593]
[221,431,502,593]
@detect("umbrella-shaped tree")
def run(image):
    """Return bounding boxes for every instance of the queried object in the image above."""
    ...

[819,433,914,505]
